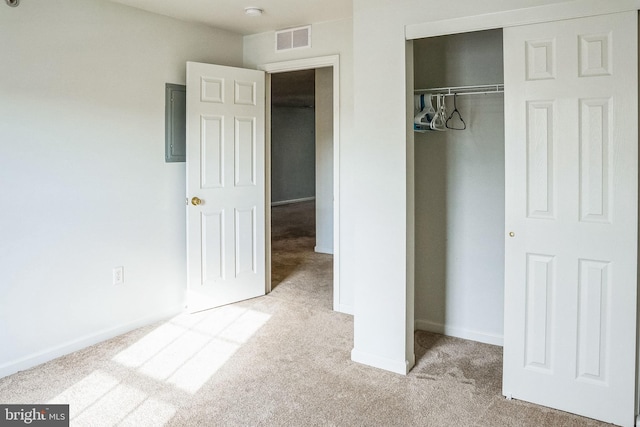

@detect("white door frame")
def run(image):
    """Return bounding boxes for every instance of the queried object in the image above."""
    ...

[260,55,344,314]
[404,0,640,423]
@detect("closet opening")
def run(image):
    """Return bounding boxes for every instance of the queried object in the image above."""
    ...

[412,28,506,375]
[408,11,638,425]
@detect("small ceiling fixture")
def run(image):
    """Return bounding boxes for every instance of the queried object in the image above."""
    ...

[6,0,20,7]
[244,7,263,17]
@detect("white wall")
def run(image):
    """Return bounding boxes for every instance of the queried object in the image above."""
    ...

[413,30,505,345]
[350,0,581,374]
[244,18,354,312]
[0,0,243,377]
[315,67,334,254]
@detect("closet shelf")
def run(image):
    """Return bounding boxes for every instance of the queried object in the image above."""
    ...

[415,84,504,96]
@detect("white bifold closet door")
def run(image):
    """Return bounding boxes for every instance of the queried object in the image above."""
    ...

[503,11,638,427]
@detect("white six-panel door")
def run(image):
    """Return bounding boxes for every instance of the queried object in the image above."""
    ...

[186,62,266,313]
[503,12,638,427]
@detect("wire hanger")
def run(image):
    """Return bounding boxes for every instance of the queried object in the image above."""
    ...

[446,94,466,130]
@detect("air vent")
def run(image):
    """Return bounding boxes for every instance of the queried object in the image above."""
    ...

[275,25,311,52]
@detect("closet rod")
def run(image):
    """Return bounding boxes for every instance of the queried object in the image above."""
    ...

[414,83,504,96]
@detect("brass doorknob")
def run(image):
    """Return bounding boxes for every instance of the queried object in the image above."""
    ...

[191,196,202,206]
[508,231,515,237]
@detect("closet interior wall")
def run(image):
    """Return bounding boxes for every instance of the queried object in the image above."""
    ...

[413,29,506,345]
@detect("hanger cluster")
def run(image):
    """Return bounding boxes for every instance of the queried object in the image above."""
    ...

[414,93,466,133]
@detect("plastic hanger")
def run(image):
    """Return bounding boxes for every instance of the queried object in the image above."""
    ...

[414,94,436,126]
[446,94,466,130]
[430,94,447,131]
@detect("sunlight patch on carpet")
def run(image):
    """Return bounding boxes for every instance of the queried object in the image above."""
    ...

[112,305,271,393]
[47,370,176,426]
[44,306,271,423]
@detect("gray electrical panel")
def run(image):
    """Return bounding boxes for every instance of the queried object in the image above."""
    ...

[165,83,186,162]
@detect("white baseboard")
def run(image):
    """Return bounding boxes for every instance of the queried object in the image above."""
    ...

[0,306,184,379]
[408,352,416,370]
[351,348,413,375]
[314,246,333,254]
[415,319,504,346]
[271,196,315,207]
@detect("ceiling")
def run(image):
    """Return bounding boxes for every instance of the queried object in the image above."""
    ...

[108,0,353,35]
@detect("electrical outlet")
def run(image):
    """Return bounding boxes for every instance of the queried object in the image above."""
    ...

[113,266,124,285]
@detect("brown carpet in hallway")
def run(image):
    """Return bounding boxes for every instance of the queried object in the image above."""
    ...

[0,201,610,426]
[270,201,333,310]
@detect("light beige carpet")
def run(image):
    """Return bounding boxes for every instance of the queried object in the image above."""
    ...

[0,201,610,426]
